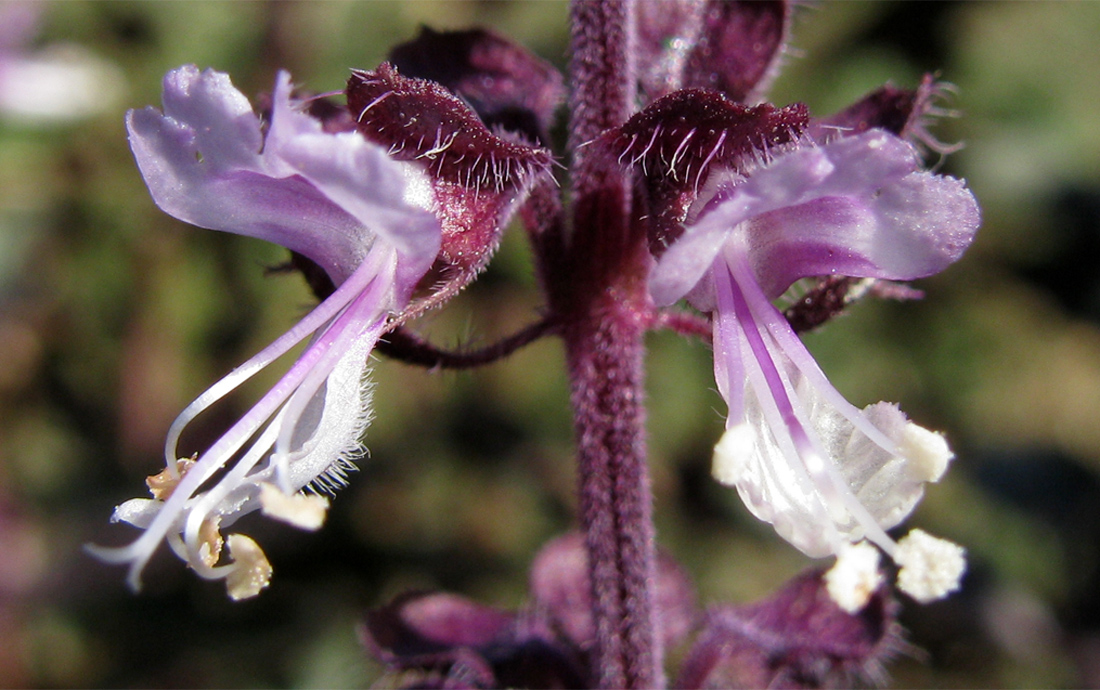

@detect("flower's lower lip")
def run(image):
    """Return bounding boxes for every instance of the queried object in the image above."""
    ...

[710,249,956,563]
[88,243,398,596]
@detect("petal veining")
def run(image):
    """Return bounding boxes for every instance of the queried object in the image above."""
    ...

[710,249,951,558]
[649,129,979,305]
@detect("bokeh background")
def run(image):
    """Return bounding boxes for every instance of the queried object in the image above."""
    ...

[2,1,1099,687]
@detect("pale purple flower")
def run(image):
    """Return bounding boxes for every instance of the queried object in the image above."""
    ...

[88,66,442,599]
[650,129,979,608]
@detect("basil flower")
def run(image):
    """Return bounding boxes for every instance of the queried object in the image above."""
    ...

[89,66,443,599]
[651,129,978,610]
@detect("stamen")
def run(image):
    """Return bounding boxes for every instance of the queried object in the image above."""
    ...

[224,534,272,600]
[899,424,952,483]
[758,277,903,458]
[147,456,196,497]
[179,274,387,569]
[88,244,395,590]
[712,259,843,551]
[825,541,883,613]
[162,244,390,469]
[197,517,224,568]
[259,483,329,530]
[894,529,965,602]
[714,249,903,554]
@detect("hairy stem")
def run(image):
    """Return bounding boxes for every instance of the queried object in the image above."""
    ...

[554,2,662,688]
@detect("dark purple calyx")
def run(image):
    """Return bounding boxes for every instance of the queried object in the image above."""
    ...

[600,89,807,254]
[529,532,698,653]
[361,590,588,689]
[347,63,553,282]
[635,0,707,103]
[611,90,807,183]
[811,74,960,154]
[682,0,790,103]
[783,276,857,334]
[784,277,925,334]
[635,0,791,105]
[365,590,513,658]
[361,591,511,689]
[676,569,906,690]
[359,532,701,689]
[347,64,552,192]
[302,95,358,134]
[388,26,564,147]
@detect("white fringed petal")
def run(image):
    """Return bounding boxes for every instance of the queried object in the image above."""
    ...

[709,249,966,606]
[88,250,391,593]
[710,249,957,562]
[711,333,952,558]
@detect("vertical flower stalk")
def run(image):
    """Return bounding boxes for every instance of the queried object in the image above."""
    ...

[555,1,661,687]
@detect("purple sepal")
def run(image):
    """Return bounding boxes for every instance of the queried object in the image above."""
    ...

[365,591,514,656]
[361,590,588,689]
[811,75,961,154]
[610,90,808,186]
[346,64,553,274]
[530,532,698,652]
[346,63,553,191]
[682,1,791,104]
[362,533,698,689]
[388,27,565,146]
[600,89,807,255]
[675,569,905,690]
[784,277,924,334]
[635,1,791,105]
[301,96,358,134]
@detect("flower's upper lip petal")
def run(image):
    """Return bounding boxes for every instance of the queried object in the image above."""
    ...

[747,172,980,296]
[126,109,370,281]
[128,66,441,285]
[267,72,441,276]
[649,142,836,306]
[649,130,980,303]
[158,65,264,172]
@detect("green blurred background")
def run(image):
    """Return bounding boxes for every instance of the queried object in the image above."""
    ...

[2,1,1099,687]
